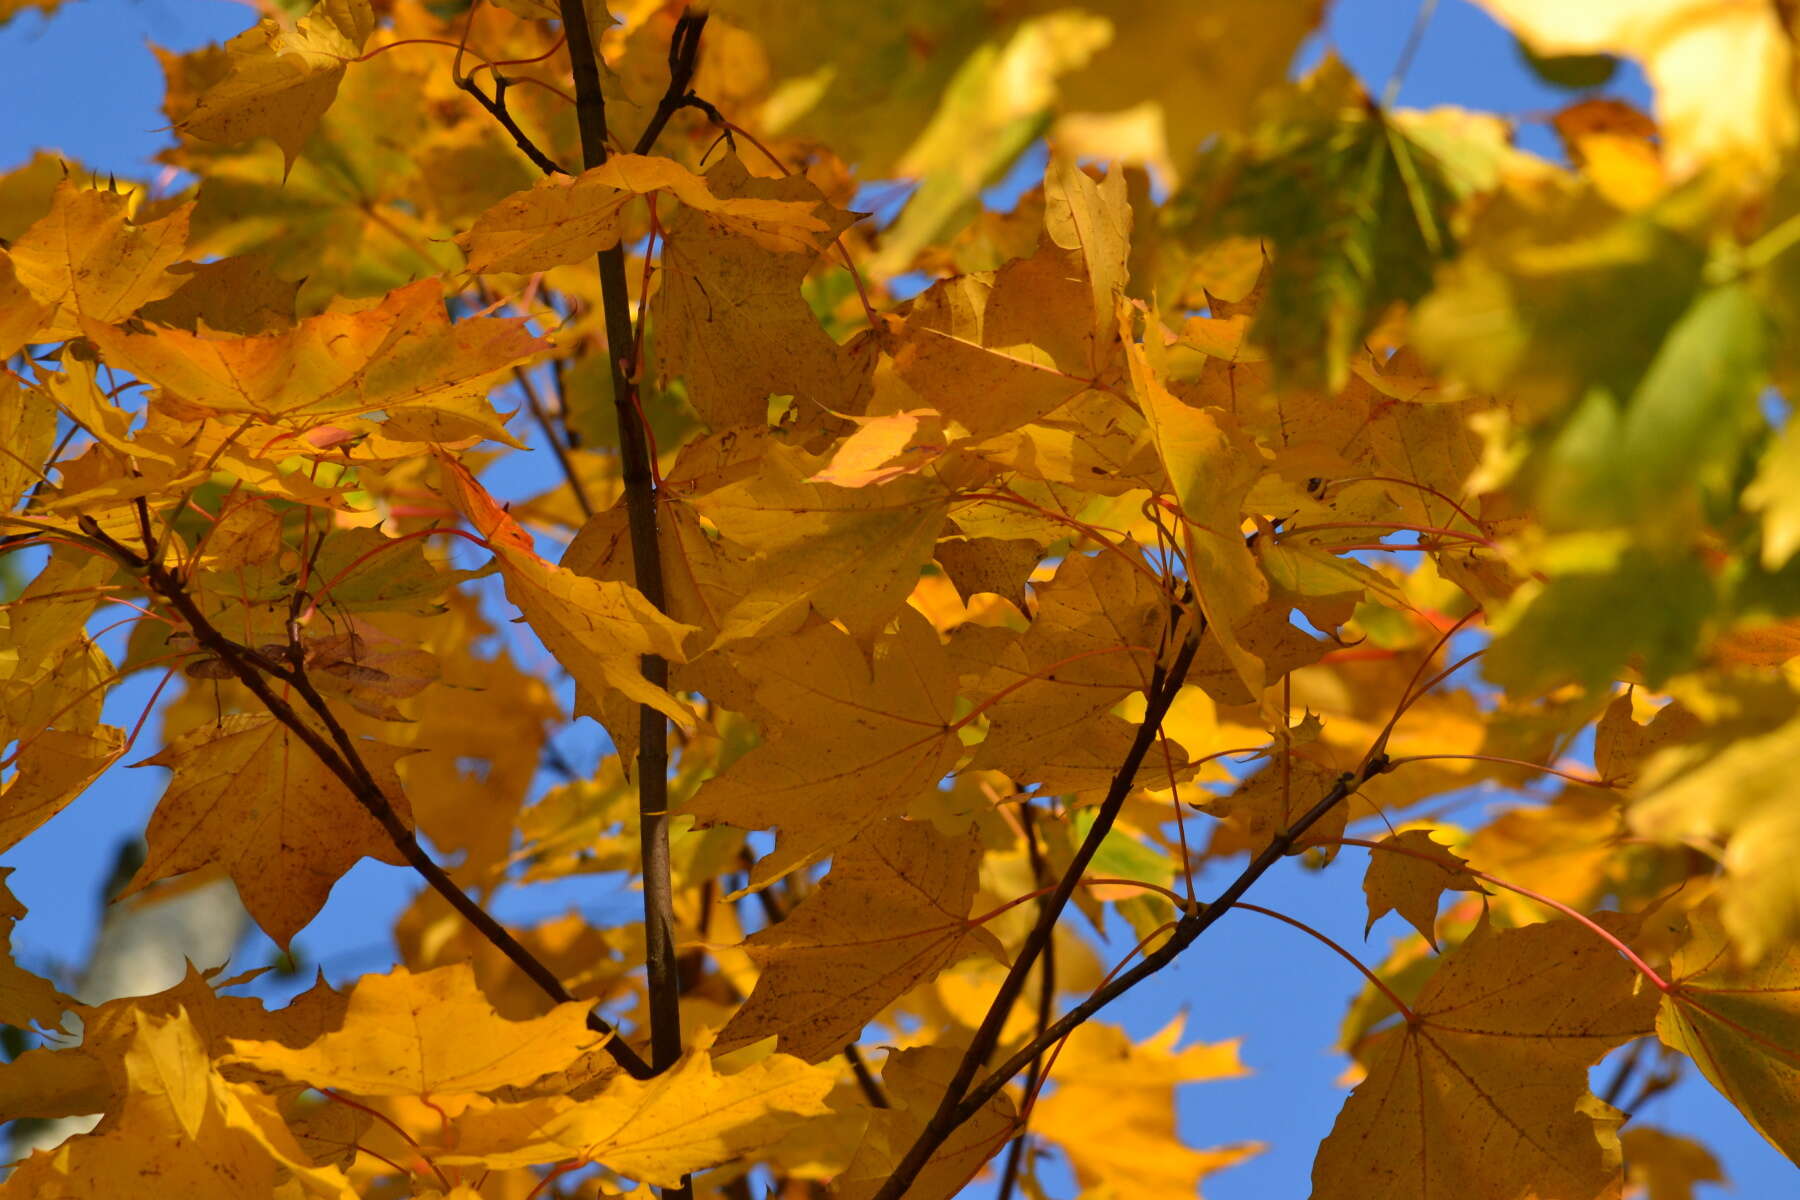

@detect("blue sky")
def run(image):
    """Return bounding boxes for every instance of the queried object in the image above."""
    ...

[0,1,1789,1196]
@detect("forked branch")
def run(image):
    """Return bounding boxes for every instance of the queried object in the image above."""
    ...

[870,674,1395,1199]
[869,614,1203,1199]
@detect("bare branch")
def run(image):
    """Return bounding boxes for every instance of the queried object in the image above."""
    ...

[80,509,655,1080]
[556,10,711,1197]
[873,747,1396,1198]
[458,72,570,177]
[871,619,1203,1200]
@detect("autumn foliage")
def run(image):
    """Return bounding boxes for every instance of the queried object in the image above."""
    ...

[3,0,1800,1197]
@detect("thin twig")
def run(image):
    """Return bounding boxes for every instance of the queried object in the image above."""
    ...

[844,1043,890,1112]
[1384,0,1439,108]
[75,507,655,1080]
[995,803,1055,1200]
[1234,903,1415,1022]
[872,625,1203,1200]
[1621,1053,1684,1113]
[870,745,1394,1199]
[630,13,709,157]
[548,354,581,448]
[1599,1038,1647,1107]
[458,74,570,176]
[513,363,593,518]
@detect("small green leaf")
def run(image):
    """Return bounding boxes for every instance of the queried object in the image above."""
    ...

[1204,60,1468,391]
[1486,547,1714,694]
[1534,284,1768,531]
[1514,39,1617,91]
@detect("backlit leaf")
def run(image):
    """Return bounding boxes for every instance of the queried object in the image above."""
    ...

[1313,917,1658,1200]
[1656,903,1800,1162]
[175,0,376,174]
[227,961,599,1097]
[8,182,191,338]
[123,713,415,948]
[718,818,1004,1061]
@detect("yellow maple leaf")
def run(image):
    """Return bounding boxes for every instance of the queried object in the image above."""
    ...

[83,278,540,448]
[1042,1092,1260,1195]
[461,151,831,275]
[121,712,416,948]
[892,237,1114,439]
[32,361,209,513]
[0,374,53,513]
[1593,690,1699,786]
[436,452,697,727]
[1463,791,1622,919]
[1312,916,1657,1200]
[688,441,950,644]
[1632,710,1800,963]
[1127,302,1268,695]
[0,962,348,1125]
[1361,828,1485,949]
[0,871,68,1033]
[655,156,871,429]
[964,550,1181,793]
[442,1029,836,1184]
[2,1007,352,1199]
[685,610,963,888]
[888,157,1134,440]
[7,181,191,339]
[1621,1125,1726,1200]
[808,410,952,489]
[175,0,376,174]
[1656,901,1800,1162]
[227,961,600,1097]
[869,13,1113,273]
[1032,1037,1260,1198]
[0,1039,108,1125]
[0,725,125,858]
[0,252,49,359]
[1,554,126,854]
[1745,415,1800,569]
[1053,0,1322,182]
[718,817,1004,1062]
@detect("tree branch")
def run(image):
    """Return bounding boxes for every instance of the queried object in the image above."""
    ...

[995,801,1054,1200]
[843,1041,890,1112]
[870,623,1203,1200]
[77,511,655,1081]
[872,748,1395,1198]
[512,363,593,519]
[630,13,708,157]
[458,73,570,177]
[557,9,701,1197]
[441,0,720,1133]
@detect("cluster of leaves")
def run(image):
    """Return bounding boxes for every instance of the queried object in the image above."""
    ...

[1,0,1798,1197]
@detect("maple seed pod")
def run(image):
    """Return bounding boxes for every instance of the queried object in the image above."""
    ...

[185,657,235,680]
[313,630,367,659]
[323,661,390,686]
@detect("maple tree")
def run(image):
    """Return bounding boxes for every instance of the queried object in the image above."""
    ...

[2,0,1800,1196]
